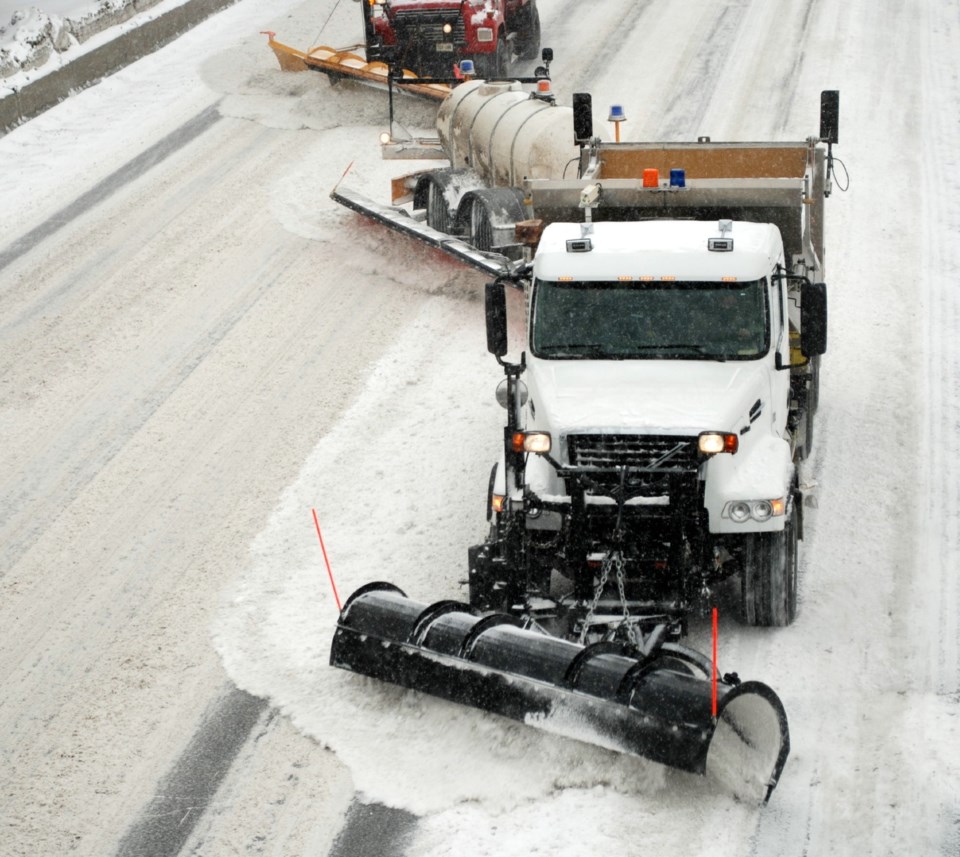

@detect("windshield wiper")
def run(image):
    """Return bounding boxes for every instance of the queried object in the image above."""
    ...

[541,343,735,361]
[541,343,608,357]
[630,343,708,352]
[630,344,734,361]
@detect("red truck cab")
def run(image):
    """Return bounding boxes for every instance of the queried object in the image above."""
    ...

[360,0,540,79]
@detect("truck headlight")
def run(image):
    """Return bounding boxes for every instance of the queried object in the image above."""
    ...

[511,431,551,453]
[723,498,786,522]
[476,27,494,42]
[752,500,774,521]
[698,431,739,455]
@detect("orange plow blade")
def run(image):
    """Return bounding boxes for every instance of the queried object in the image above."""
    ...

[264,34,451,102]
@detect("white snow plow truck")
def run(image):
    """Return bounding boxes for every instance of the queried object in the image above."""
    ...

[328,83,842,801]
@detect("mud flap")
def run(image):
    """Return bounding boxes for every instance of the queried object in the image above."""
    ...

[330,583,790,801]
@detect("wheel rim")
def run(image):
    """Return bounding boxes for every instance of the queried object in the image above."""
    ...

[427,181,449,232]
[470,199,493,251]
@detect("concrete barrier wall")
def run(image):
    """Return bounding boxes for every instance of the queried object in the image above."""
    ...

[0,0,239,135]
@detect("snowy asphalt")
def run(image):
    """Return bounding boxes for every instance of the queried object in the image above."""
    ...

[1,0,957,855]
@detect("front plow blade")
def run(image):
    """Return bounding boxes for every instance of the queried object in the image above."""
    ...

[264,35,450,102]
[330,583,790,801]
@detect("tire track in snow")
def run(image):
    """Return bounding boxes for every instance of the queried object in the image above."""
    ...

[329,801,418,857]
[536,0,657,100]
[114,688,268,857]
[0,103,221,285]
[919,0,960,702]
[654,2,749,139]
[917,5,960,850]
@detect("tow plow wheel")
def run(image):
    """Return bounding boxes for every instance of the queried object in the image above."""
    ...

[455,188,528,253]
[740,500,799,626]
[413,170,474,234]
[331,584,791,801]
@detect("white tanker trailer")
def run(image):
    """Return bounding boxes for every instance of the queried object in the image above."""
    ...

[329,82,844,801]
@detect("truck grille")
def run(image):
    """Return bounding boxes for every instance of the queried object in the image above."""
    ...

[393,10,466,46]
[567,434,700,473]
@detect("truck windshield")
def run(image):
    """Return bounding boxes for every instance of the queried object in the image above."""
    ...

[531,278,769,360]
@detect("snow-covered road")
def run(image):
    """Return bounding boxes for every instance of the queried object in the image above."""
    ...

[1,0,957,855]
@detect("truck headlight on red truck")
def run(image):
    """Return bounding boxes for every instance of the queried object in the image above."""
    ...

[475,27,495,42]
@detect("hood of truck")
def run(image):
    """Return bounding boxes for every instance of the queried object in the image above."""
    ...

[527,358,770,435]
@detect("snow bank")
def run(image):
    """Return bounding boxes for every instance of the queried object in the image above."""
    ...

[0,0,236,133]
[0,1,169,79]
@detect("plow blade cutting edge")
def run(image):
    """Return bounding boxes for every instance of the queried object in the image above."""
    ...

[330,583,791,802]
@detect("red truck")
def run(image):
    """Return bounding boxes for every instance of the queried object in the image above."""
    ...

[359,0,541,79]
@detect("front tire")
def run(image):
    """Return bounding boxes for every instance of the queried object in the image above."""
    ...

[741,505,798,626]
[516,2,541,61]
[474,36,507,80]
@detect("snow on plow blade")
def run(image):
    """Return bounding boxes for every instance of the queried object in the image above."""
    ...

[330,583,791,802]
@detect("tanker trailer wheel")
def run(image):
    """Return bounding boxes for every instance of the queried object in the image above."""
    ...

[516,1,541,61]
[740,504,798,626]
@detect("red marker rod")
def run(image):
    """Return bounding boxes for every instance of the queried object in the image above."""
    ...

[312,508,342,612]
[711,607,718,718]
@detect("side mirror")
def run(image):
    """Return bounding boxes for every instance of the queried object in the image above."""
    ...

[573,93,593,145]
[485,280,508,358]
[820,90,839,145]
[801,281,828,356]
[541,47,553,63]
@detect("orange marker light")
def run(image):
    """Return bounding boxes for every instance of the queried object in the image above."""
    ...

[642,168,659,188]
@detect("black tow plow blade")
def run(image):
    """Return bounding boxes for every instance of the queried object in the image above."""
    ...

[330,582,790,802]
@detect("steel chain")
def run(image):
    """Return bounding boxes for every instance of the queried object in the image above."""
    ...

[614,554,643,647]
[578,552,613,645]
